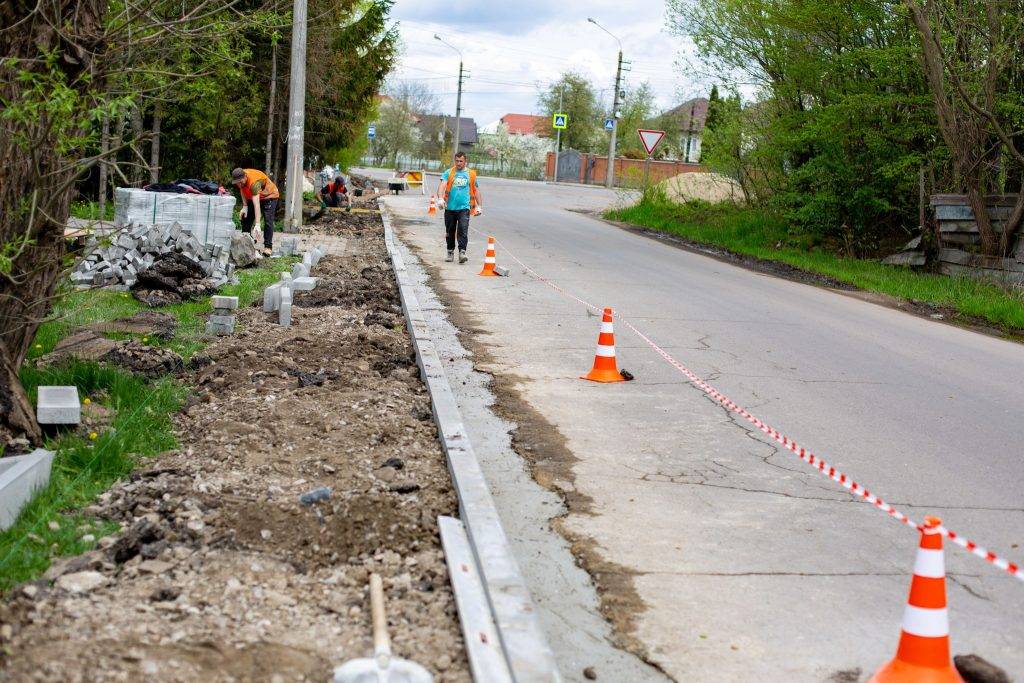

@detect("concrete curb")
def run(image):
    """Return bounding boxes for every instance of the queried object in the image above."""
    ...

[380,203,562,683]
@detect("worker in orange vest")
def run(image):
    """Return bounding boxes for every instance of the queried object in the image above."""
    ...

[230,167,279,256]
[435,151,482,263]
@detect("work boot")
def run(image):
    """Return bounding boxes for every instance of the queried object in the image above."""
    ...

[459,250,468,264]
[445,250,454,262]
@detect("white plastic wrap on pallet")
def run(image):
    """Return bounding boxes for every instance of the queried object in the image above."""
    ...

[114,188,236,245]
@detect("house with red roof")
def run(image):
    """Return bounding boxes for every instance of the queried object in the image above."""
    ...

[498,113,550,137]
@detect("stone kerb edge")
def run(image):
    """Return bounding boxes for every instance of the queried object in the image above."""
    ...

[379,204,561,682]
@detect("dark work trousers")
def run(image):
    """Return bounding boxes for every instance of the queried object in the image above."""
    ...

[443,208,470,251]
[323,191,348,208]
[241,197,277,249]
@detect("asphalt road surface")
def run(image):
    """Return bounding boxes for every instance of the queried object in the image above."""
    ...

[369,170,1024,681]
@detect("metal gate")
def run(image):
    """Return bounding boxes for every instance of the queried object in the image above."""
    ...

[556,149,582,183]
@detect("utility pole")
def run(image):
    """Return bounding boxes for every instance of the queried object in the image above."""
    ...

[435,34,465,163]
[588,18,626,188]
[606,50,623,188]
[553,85,563,182]
[283,0,307,232]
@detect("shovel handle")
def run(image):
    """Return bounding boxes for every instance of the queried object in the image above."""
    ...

[369,573,391,656]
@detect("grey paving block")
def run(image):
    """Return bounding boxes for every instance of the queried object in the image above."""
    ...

[280,273,293,286]
[205,317,235,336]
[37,386,80,425]
[291,263,309,279]
[264,283,282,312]
[0,449,56,531]
[302,252,313,267]
[211,295,239,310]
[279,288,292,327]
[291,276,318,291]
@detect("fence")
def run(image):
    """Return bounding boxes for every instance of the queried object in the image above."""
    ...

[359,155,545,182]
[544,151,707,187]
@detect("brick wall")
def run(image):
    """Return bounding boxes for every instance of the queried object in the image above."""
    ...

[544,152,707,186]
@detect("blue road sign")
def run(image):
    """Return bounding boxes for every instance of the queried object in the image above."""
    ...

[552,114,568,130]
[604,118,615,131]
[367,124,376,140]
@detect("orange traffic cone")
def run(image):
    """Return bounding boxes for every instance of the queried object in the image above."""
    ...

[870,517,963,683]
[582,308,626,383]
[428,195,438,215]
[478,236,498,277]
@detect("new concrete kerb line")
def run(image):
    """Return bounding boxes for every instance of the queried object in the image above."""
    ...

[380,206,562,683]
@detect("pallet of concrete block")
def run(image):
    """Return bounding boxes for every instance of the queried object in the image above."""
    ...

[114,187,236,245]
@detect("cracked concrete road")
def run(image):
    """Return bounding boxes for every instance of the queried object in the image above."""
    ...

[366,171,1024,681]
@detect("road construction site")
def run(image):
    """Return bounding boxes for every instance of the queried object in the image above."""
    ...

[371,169,1024,681]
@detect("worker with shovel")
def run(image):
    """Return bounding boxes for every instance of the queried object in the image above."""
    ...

[231,167,279,256]
[436,151,482,264]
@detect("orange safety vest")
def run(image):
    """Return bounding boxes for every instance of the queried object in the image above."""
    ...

[239,169,280,201]
[443,167,478,209]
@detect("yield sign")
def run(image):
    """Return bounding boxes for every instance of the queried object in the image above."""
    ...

[637,128,666,156]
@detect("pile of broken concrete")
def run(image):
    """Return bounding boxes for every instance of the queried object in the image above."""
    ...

[71,223,261,306]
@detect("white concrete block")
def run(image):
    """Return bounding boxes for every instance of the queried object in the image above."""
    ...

[263,283,283,312]
[37,386,80,425]
[0,449,56,530]
[279,287,292,327]
[291,276,318,291]
[291,263,309,279]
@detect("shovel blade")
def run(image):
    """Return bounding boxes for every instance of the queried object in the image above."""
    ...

[333,657,433,683]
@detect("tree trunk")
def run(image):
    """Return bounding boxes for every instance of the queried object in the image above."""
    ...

[130,104,144,187]
[266,41,278,174]
[99,115,110,217]
[149,102,162,184]
[0,0,107,448]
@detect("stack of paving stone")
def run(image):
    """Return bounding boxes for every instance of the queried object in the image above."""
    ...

[71,222,234,290]
[205,295,239,336]
[263,245,327,327]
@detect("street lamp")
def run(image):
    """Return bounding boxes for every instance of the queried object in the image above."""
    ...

[587,17,623,189]
[434,34,464,164]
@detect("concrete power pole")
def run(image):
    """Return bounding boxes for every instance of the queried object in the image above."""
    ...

[283,0,307,232]
[454,61,464,161]
[435,34,464,163]
[606,50,623,188]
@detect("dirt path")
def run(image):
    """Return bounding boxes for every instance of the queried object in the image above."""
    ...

[0,215,470,682]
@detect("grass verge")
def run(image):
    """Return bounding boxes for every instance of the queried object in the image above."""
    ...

[606,196,1024,331]
[2,255,294,590]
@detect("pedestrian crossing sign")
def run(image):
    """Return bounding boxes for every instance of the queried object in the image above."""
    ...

[553,113,568,130]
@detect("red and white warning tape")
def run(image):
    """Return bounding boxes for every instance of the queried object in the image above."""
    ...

[469,227,1024,583]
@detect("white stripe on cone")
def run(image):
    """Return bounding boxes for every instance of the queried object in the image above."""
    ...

[595,345,616,357]
[485,256,495,263]
[901,605,949,638]
[913,548,946,579]
[600,322,615,333]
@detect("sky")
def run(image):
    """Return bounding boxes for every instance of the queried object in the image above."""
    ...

[386,0,706,129]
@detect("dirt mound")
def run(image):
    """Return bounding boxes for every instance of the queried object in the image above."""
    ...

[659,171,744,204]
[1,215,469,680]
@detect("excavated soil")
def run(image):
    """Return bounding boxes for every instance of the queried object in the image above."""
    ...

[0,221,469,682]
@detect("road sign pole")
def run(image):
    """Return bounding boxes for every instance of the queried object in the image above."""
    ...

[553,87,563,183]
[643,154,651,195]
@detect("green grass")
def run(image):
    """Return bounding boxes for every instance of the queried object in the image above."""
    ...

[0,362,185,589]
[69,200,115,222]
[607,196,1024,331]
[1,256,296,590]
[30,257,296,361]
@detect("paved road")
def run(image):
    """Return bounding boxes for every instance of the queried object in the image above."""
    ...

[368,170,1024,680]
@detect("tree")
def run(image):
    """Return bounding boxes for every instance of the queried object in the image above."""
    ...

[370,81,438,167]
[666,0,941,256]
[615,82,659,158]
[537,72,602,152]
[905,0,1024,256]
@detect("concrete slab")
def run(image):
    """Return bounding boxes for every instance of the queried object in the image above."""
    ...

[0,449,56,530]
[36,386,80,425]
[291,263,309,280]
[279,287,292,327]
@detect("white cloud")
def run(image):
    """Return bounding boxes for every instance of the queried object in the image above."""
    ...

[388,0,706,126]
